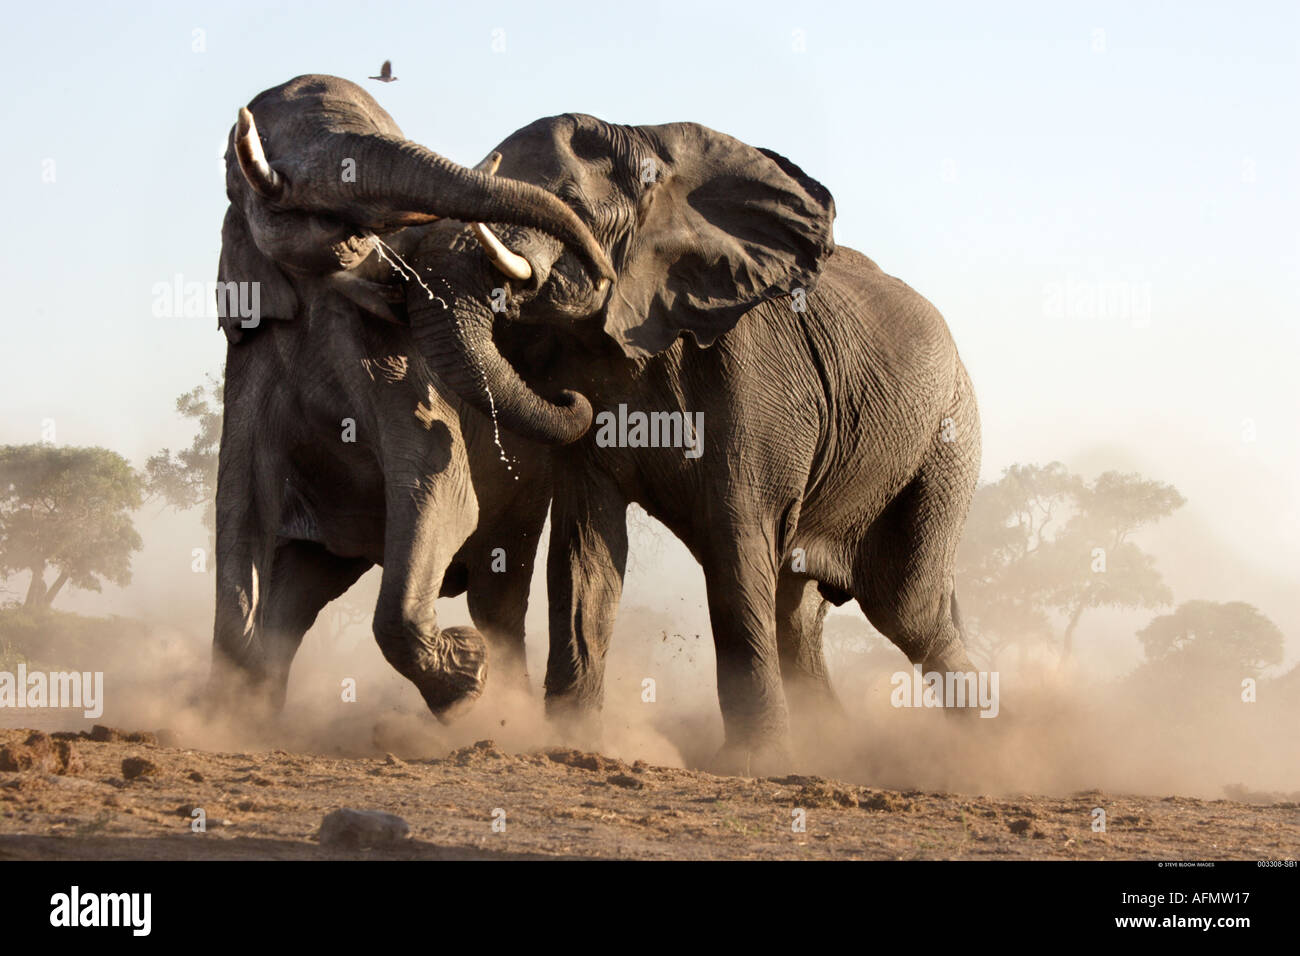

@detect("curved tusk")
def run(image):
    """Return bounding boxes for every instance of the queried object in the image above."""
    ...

[472,222,533,281]
[473,151,502,175]
[468,151,530,279]
[235,107,284,199]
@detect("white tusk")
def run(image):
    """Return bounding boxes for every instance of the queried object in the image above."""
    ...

[235,107,284,199]
[469,152,527,276]
[472,223,533,281]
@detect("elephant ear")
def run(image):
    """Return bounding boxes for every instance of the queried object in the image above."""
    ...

[216,206,298,344]
[604,121,835,358]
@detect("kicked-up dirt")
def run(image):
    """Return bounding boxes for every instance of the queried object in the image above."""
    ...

[1,727,1296,860]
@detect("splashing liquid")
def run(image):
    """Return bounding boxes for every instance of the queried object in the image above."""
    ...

[451,305,513,475]
[367,234,516,476]
[369,234,443,307]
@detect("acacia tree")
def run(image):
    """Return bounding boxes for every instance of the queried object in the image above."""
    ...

[1041,471,1185,659]
[956,463,1078,663]
[0,445,144,609]
[1138,600,1284,677]
[146,374,223,538]
[956,462,1184,664]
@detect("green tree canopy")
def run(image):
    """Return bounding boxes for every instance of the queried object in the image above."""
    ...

[145,373,222,535]
[0,444,144,609]
[1138,600,1284,676]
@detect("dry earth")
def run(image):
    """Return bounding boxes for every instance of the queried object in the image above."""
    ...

[1,727,1296,860]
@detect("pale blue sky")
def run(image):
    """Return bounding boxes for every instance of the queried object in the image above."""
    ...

[1,1,1297,668]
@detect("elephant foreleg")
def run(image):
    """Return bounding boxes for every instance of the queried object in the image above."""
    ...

[703,528,792,774]
[209,500,273,715]
[464,496,548,694]
[543,470,628,745]
[373,468,487,720]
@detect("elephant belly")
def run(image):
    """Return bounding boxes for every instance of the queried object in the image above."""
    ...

[277,465,387,563]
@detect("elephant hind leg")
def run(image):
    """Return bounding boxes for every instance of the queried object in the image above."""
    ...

[856,362,979,685]
[855,466,977,684]
[775,573,843,730]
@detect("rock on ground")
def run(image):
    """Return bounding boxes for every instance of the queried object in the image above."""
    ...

[318,808,411,849]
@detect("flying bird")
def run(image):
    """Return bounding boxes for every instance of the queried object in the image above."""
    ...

[369,60,397,83]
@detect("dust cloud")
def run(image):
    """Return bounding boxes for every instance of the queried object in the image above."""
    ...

[5,491,1296,804]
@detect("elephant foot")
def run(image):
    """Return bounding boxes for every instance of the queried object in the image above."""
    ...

[783,672,847,731]
[921,644,995,720]
[485,644,532,698]
[543,693,605,751]
[789,701,851,755]
[205,654,284,728]
[410,625,489,722]
[710,738,795,778]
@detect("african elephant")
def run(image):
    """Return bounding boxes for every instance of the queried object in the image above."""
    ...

[208,76,607,720]
[396,114,982,769]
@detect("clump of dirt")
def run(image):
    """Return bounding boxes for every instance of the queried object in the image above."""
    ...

[776,776,861,808]
[544,749,634,774]
[773,775,916,811]
[858,790,915,812]
[0,732,83,775]
[438,739,515,767]
[607,773,646,789]
[121,756,159,780]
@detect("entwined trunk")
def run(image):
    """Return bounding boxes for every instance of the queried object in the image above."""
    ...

[310,133,611,282]
[410,295,592,447]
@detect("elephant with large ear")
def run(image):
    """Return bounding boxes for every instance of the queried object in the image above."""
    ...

[209,76,602,721]
[399,114,982,770]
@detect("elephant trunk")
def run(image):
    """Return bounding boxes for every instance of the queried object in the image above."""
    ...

[311,132,612,282]
[411,294,592,447]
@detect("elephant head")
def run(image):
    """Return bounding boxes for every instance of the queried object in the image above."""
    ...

[398,114,836,442]
[217,75,613,345]
[213,76,623,722]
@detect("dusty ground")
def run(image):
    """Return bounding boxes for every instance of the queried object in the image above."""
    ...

[1,727,1296,860]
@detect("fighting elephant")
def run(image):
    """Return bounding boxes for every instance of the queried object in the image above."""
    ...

[393,114,982,769]
[209,76,606,719]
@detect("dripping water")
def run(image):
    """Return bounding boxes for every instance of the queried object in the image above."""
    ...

[369,234,444,308]
[365,233,516,476]
[448,294,514,476]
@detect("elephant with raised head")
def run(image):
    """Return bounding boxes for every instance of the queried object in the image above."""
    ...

[209,76,606,720]
[394,114,982,769]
